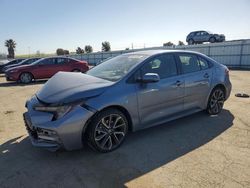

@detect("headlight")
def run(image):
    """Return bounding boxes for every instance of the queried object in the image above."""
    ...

[34,105,73,120]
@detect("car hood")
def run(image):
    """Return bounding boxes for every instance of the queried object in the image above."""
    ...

[36,72,114,104]
[6,64,31,72]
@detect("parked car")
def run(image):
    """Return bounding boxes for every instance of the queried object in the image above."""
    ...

[5,57,89,83]
[0,58,25,73]
[23,50,231,152]
[186,31,225,45]
[3,58,40,72]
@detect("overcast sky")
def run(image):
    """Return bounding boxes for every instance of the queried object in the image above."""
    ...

[0,0,250,55]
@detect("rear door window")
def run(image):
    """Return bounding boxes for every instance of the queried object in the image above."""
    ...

[57,58,68,64]
[178,54,201,74]
[39,58,56,65]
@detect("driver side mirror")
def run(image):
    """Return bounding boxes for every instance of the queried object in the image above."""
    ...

[138,73,160,83]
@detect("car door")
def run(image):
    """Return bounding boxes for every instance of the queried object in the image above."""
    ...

[136,53,185,128]
[201,31,210,42]
[32,58,57,79]
[176,53,212,110]
[54,58,71,72]
[193,31,201,42]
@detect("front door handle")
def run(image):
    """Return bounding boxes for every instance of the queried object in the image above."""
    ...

[204,73,209,78]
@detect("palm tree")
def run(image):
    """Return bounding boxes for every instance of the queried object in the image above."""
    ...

[102,41,111,52]
[5,39,16,58]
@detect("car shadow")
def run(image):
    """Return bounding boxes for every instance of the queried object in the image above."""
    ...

[0,80,47,87]
[0,110,234,188]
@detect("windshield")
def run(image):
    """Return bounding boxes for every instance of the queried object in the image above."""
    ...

[19,58,38,65]
[87,54,148,81]
[32,58,46,65]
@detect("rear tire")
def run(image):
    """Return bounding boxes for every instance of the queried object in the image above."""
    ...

[209,37,216,43]
[19,72,33,84]
[206,87,225,115]
[188,39,194,45]
[87,108,128,153]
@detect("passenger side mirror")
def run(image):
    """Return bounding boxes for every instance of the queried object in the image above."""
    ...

[139,73,160,83]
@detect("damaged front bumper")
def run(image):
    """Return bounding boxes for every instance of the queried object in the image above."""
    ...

[23,96,95,151]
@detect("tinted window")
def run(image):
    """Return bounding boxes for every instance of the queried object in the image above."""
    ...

[198,56,209,70]
[178,54,200,74]
[57,58,68,64]
[141,54,177,79]
[201,31,208,35]
[38,58,56,65]
[189,32,195,37]
[17,59,24,63]
[23,58,39,65]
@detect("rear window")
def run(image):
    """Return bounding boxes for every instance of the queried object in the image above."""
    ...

[198,56,209,70]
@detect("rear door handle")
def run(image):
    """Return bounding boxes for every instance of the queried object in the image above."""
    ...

[176,80,182,87]
[204,73,209,78]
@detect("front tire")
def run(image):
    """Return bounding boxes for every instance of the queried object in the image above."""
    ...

[87,108,128,153]
[19,72,33,84]
[209,37,216,43]
[207,88,225,115]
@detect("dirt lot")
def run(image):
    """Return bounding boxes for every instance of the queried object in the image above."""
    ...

[0,71,249,188]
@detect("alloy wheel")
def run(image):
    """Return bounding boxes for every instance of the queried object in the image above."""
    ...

[20,73,32,83]
[94,114,127,151]
[208,89,225,114]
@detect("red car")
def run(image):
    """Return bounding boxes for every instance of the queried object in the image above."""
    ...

[5,57,89,83]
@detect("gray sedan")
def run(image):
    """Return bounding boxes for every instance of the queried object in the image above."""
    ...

[24,50,232,152]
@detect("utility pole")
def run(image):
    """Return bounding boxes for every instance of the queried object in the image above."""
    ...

[131,43,133,50]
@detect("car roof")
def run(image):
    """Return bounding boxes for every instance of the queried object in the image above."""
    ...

[125,49,205,57]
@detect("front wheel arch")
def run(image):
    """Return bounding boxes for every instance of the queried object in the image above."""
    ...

[85,107,129,152]
[82,105,133,143]
[18,72,34,83]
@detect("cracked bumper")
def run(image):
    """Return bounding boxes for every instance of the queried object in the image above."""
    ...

[24,96,95,151]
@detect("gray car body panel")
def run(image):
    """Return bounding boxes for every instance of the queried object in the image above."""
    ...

[24,50,232,151]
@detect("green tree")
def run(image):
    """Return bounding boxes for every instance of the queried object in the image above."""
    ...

[178,41,185,46]
[76,47,84,54]
[64,50,69,55]
[5,39,16,58]
[102,41,111,52]
[163,41,174,47]
[56,48,64,55]
[85,45,93,53]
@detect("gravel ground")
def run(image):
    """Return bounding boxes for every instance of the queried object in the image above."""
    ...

[0,70,249,188]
